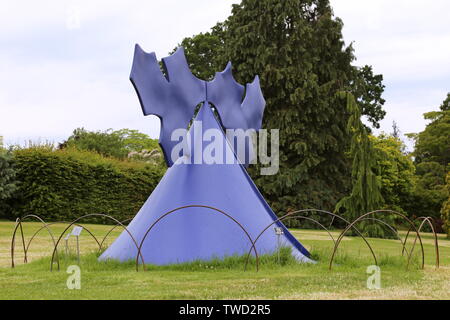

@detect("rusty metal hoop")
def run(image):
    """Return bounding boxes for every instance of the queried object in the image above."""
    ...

[244,209,379,271]
[282,216,337,244]
[136,205,259,272]
[23,221,102,266]
[329,210,425,270]
[359,217,410,257]
[99,218,133,251]
[403,216,440,268]
[50,214,144,271]
[11,215,57,268]
[11,218,28,267]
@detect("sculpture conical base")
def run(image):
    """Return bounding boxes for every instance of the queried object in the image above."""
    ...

[99,105,311,265]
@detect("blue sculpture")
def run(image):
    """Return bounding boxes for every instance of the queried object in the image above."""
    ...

[99,45,311,265]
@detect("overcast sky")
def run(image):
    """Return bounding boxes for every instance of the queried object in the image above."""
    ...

[0,0,449,150]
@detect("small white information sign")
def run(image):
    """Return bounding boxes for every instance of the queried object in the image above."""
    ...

[274,227,284,235]
[71,226,83,237]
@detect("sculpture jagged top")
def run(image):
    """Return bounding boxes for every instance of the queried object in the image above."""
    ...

[99,45,312,266]
[130,44,266,167]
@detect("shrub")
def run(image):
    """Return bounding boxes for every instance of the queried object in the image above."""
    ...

[6,146,165,223]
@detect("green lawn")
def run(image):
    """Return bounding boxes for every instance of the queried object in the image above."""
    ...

[0,221,448,300]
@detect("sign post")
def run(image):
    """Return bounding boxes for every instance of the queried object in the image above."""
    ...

[64,226,83,263]
[274,227,284,264]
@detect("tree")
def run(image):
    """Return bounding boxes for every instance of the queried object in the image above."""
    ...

[351,65,386,129]
[403,93,450,230]
[440,93,450,111]
[174,25,226,80]
[226,0,353,214]
[113,129,160,153]
[59,128,161,161]
[372,134,415,213]
[403,161,448,225]
[175,8,385,129]
[441,171,450,238]
[408,93,450,166]
[336,130,417,237]
[335,93,386,238]
[172,0,386,217]
[60,128,128,159]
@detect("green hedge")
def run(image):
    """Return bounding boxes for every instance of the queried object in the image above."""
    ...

[6,147,165,223]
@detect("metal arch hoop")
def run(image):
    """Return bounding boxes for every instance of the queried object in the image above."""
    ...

[11,218,28,267]
[11,215,57,268]
[22,221,102,266]
[244,215,337,271]
[135,205,259,272]
[99,218,133,252]
[329,210,425,270]
[403,216,440,268]
[50,214,145,271]
[26,218,136,256]
[283,216,337,244]
[244,209,378,271]
[358,217,410,257]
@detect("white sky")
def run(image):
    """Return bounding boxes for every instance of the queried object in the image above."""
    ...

[0,0,449,150]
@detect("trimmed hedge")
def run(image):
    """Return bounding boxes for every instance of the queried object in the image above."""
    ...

[6,147,165,223]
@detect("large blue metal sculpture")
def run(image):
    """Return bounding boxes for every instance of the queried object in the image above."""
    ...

[99,45,311,265]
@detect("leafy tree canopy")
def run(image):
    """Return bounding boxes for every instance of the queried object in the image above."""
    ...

[403,161,448,223]
[407,93,450,166]
[59,128,160,160]
[335,92,385,237]
[60,128,128,159]
[173,2,385,128]
[174,24,226,81]
[441,171,450,237]
[403,93,450,227]
[372,134,415,213]
[113,129,160,152]
[170,0,386,215]
[352,65,386,129]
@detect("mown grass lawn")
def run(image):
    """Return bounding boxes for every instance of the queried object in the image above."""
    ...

[0,221,448,300]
